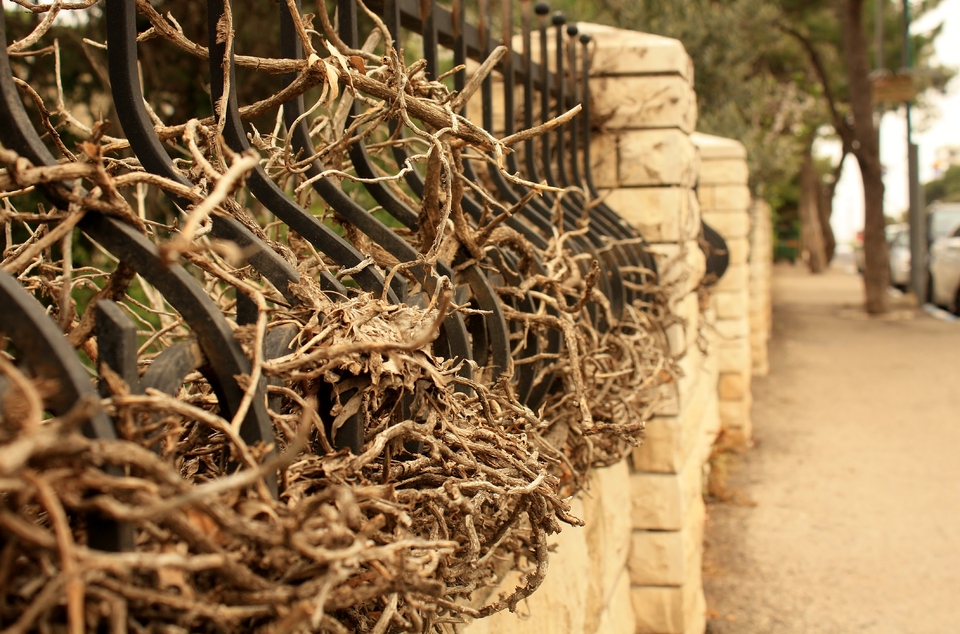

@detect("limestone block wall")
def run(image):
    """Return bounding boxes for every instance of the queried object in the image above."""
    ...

[466,462,636,634]
[691,134,753,446]
[465,24,718,634]
[584,24,713,634]
[748,200,773,377]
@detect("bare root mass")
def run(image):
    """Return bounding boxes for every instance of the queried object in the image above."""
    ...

[0,1,681,631]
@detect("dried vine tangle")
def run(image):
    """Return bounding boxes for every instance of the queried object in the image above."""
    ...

[0,1,683,631]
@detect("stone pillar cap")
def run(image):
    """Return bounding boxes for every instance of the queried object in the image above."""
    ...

[691,132,747,160]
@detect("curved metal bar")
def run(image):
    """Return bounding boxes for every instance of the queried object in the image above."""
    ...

[0,272,133,551]
[485,1,623,323]
[391,0,567,404]
[474,5,566,244]
[278,0,484,382]
[701,220,731,283]
[383,0,438,202]
[0,274,116,450]
[575,31,660,289]
[525,11,604,232]
[102,0,338,303]
[360,0,561,255]
[566,30,641,244]
[329,0,513,379]
[559,25,655,295]
[449,0,566,408]
[432,2,553,254]
[529,10,614,240]
[82,216,279,474]
[495,2,619,261]
[0,6,277,495]
[374,0,551,276]
[205,0,401,304]
[518,6,638,310]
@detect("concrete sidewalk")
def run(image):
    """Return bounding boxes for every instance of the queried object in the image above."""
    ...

[703,264,960,634]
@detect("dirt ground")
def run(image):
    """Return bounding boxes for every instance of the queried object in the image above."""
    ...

[703,262,960,634]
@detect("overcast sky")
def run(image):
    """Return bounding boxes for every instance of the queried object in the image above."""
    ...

[830,0,960,242]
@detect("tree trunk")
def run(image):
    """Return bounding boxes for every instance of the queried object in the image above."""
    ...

[800,146,828,273]
[817,189,837,264]
[818,170,839,264]
[840,0,889,313]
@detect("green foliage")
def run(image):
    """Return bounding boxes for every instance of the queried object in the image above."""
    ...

[551,0,954,224]
[924,164,960,204]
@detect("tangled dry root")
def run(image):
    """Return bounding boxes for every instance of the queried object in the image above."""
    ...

[0,1,685,631]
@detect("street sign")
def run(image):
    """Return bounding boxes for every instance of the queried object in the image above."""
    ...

[871,73,917,104]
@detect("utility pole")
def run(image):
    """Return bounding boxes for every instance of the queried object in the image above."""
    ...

[904,0,927,302]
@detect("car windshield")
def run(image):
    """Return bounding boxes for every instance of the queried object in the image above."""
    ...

[930,208,960,241]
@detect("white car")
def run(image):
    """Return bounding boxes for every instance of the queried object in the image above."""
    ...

[887,224,911,290]
[853,224,910,276]
[929,225,960,313]
[853,224,909,278]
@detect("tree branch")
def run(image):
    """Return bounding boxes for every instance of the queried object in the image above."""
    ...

[777,20,854,144]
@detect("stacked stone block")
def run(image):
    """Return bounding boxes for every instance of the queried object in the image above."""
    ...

[581,24,713,634]
[691,133,753,446]
[466,23,726,634]
[466,462,636,634]
[748,200,773,377]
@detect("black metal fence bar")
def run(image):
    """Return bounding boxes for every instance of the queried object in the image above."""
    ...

[0,0,725,564]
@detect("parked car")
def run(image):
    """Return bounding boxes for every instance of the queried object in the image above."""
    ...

[927,202,960,244]
[929,224,960,313]
[853,224,909,282]
[886,224,911,290]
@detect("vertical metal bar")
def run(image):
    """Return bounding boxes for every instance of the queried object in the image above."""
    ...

[0,272,133,551]
[500,0,516,137]
[537,3,553,185]
[452,0,465,90]
[566,23,581,187]
[420,0,438,80]
[553,11,568,186]
[579,32,596,194]
[235,292,259,326]
[909,142,926,301]
[478,0,497,133]
[96,300,141,398]
[521,0,536,179]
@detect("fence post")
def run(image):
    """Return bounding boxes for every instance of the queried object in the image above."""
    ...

[692,133,755,446]
[577,23,711,634]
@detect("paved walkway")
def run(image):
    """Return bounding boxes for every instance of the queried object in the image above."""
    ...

[703,264,960,634]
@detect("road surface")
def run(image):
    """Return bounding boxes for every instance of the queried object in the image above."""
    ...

[703,263,960,634]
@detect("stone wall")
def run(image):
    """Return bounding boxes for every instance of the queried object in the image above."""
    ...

[466,462,636,634]
[582,26,714,634]
[691,134,753,446]
[462,23,762,634]
[748,200,773,377]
